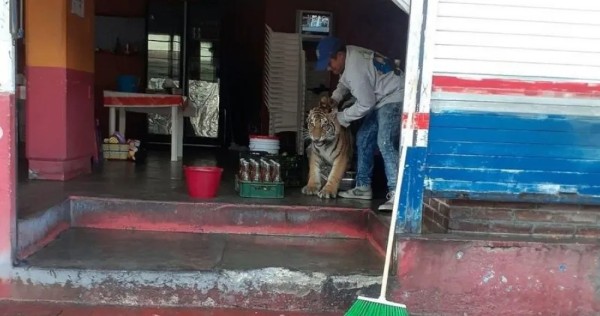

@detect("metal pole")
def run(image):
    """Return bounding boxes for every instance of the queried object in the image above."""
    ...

[178,0,188,157]
[182,1,188,93]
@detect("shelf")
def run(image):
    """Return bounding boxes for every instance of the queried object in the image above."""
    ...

[95,51,143,58]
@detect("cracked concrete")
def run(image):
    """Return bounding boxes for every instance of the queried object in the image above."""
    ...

[7,228,383,311]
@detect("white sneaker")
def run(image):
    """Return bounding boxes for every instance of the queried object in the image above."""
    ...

[338,186,373,200]
[378,191,395,211]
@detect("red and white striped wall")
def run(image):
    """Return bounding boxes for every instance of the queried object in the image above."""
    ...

[428,0,600,116]
[410,0,600,144]
[431,75,600,117]
[402,112,430,147]
[417,0,600,203]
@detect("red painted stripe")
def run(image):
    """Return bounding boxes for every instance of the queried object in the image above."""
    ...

[433,76,600,98]
[104,96,184,107]
[402,112,430,130]
[0,94,16,259]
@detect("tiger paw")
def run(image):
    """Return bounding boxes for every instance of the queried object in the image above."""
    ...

[318,187,338,199]
[302,184,320,195]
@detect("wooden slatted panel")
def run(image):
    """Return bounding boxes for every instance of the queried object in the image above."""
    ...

[433,0,600,81]
[425,111,600,201]
[263,25,303,135]
[432,93,600,116]
[441,0,600,11]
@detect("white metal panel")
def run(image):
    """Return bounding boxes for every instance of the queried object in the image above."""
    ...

[391,0,410,14]
[0,1,15,94]
[438,2,600,25]
[432,0,600,83]
[434,60,600,82]
[431,92,600,116]
[435,46,600,67]
[436,17,600,39]
[439,0,600,11]
[436,31,600,53]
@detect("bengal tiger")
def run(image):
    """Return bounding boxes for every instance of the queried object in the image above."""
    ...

[302,96,353,199]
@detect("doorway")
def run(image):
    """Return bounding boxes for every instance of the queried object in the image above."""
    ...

[146,0,224,147]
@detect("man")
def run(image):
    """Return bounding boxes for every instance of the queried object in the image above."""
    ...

[315,36,404,211]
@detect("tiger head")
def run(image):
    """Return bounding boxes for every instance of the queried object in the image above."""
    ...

[306,96,340,146]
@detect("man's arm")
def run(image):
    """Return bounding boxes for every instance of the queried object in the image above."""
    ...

[331,80,350,104]
[336,79,376,127]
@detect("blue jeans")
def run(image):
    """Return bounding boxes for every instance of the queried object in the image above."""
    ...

[355,102,401,192]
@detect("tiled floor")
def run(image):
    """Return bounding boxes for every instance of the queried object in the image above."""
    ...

[18,148,388,219]
[13,148,387,314]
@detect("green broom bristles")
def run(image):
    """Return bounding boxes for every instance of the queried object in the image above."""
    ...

[344,296,409,316]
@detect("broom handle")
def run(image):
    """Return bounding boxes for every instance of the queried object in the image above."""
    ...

[379,109,412,300]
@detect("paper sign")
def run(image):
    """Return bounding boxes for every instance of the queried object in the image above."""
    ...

[71,0,84,18]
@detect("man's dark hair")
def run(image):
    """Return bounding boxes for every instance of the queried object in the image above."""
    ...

[332,41,346,57]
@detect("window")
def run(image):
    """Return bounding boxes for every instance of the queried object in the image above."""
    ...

[147,33,181,90]
[199,41,218,82]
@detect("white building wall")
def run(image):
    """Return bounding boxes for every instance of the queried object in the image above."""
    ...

[432,0,600,83]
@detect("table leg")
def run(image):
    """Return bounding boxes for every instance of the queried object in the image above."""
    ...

[109,107,116,135]
[171,106,178,162]
[177,108,184,159]
[119,108,126,136]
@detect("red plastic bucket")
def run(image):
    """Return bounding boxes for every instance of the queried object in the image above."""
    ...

[183,166,223,198]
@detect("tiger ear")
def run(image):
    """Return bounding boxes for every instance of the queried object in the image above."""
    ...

[319,96,336,113]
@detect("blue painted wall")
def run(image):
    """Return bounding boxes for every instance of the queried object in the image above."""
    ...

[397,147,427,233]
[425,111,600,204]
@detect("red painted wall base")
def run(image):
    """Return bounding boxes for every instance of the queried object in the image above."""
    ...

[393,237,600,315]
[25,67,95,181]
[28,156,91,181]
[0,93,17,275]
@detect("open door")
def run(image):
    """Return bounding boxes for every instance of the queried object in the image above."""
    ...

[145,0,224,147]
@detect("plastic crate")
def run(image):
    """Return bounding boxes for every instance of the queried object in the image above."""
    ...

[238,151,306,187]
[235,176,284,199]
[102,143,129,160]
[279,155,306,187]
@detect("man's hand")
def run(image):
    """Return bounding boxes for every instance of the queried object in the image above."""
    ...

[330,99,339,110]
[336,111,350,128]
[318,96,339,112]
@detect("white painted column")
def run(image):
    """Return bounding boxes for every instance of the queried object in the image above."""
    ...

[0,0,17,277]
[390,0,410,14]
[108,107,116,135]
[395,0,428,234]
[118,107,126,136]
[170,106,178,161]
[177,108,184,159]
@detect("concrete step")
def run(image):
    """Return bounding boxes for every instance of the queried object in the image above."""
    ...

[9,197,389,313]
[18,197,389,259]
[446,199,600,239]
[0,300,339,316]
